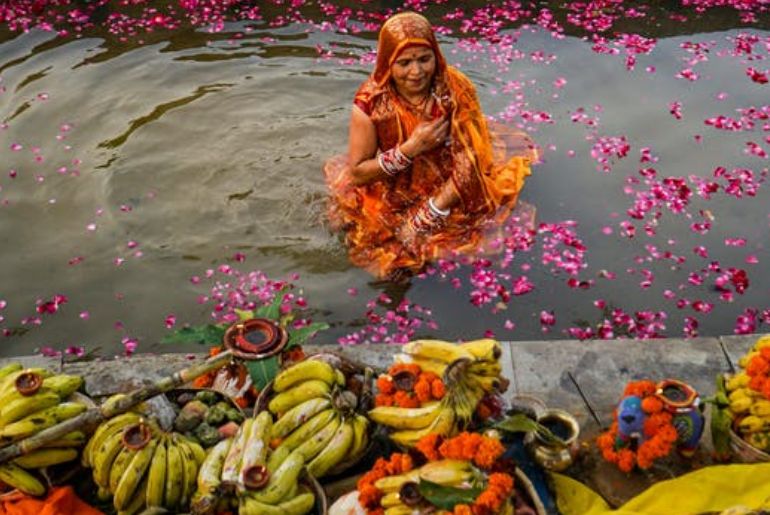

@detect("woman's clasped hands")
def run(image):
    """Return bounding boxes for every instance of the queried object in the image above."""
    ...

[399,115,450,158]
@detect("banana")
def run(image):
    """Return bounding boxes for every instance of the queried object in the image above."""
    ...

[239,411,272,490]
[0,401,87,441]
[110,445,137,493]
[271,397,331,439]
[468,361,503,378]
[384,505,414,515]
[273,359,337,392]
[726,373,750,392]
[306,417,353,478]
[403,339,474,364]
[145,436,167,508]
[750,400,770,417]
[335,369,346,387]
[280,408,337,451]
[460,338,502,361]
[469,374,503,394]
[0,368,52,398]
[0,362,23,381]
[92,424,131,488]
[82,412,141,467]
[164,435,185,510]
[294,413,341,461]
[268,380,331,415]
[347,414,370,461]
[42,430,87,448]
[240,492,315,515]
[117,475,148,515]
[380,492,402,508]
[250,449,304,504]
[747,431,770,451]
[738,415,770,434]
[221,418,253,486]
[14,447,78,468]
[369,402,441,430]
[390,405,456,448]
[267,444,291,474]
[191,437,231,515]
[730,397,752,415]
[184,437,207,466]
[374,460,471,492]
[374,469,421,493]
[0,462,46,496]
[114,436,158,510]
[176,435,200,508]
[395,353,447,377]
[0,391,62,426]
[41,374,83,398]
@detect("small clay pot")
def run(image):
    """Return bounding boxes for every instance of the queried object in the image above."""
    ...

[223,318,288,360]
[122,422,153,450]
[15,371,43,396]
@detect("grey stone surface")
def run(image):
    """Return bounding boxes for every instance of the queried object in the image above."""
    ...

[719,334,760,371]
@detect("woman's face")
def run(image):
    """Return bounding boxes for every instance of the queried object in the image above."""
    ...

[390,46,436,97]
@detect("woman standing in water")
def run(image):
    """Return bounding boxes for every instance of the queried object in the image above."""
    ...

[325,12,536,281]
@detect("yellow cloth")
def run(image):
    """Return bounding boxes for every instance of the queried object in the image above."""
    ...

[552,463,770,515]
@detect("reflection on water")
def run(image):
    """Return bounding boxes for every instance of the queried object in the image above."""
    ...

[0,5,769,356]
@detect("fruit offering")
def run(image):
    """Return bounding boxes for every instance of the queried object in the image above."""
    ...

[370,339,507,447]
[83,414,205,514]
[265,357,372,478]
[0,362,88,496]
[170,389,245,447]
[357,431,515,515]
[725,334,770,452]
[192,410,318,515]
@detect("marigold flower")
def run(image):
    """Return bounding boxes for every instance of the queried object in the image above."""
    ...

[375,393,394,407]
[431,379,446,399]
[376,375,396,395]
[414,377,432,403]
[641,396,663,414]
[453,505,473,515]
[415,433,443,461]
[393,390,420,408]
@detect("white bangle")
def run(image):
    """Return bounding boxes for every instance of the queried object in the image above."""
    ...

[428,197,450,217]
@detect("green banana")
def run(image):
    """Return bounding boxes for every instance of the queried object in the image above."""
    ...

[163,434,185,509]
[268,380,331,415]
[109,445,137,493]
[0,391,62,426]
[240,492,315,515]
[191,437,231,515]
[250,449,304,504]
[368,402,441,430]
[14,447,78,469]
[145,436,167,508]
[184,437,207,466]
[42,430,87,448]
[41,374,83,398]
[92,425,130,488]
[176,435,200,508]
[221,418,253,486]
[294,413,341,461]
[280,408,337,451]
[0,401,87,441]
[306,418,353,478]
[267,444,291,474]
[114,438,157,510]
[0,462,46,496]
[271,397,331,439]
[82,412,141,467]
[273,359,336,392]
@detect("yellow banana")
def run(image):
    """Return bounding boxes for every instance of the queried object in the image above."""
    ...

[403,339,474,364]
[268,380,331,415]
[271,397,331,439]
[0,462,46,496]
[729,388,751,403]
[460,338,502,361]
[0,368,52,399]
[221,418,253,486]
[267,444,291,473]
[176,435,200,508]
[191,437,231,515]
[380,492,402,508]
[42,430,87,448]
[0,391,62,426]
[250,449,304,503]
[0,363,23,381]
[374,459,472,493]
[306,418,354,478]
[468,361,503,378]
[82,412,141,467]
[14,447,78,469]
[109,445,137,493]
[750,400,770,417]
[40,374,83,398]
[469,374,503,394]
[117,475,148,515]
[92,426,129,488]
[145,436,167,508]
[726,373,750,392]
[384,505,414,515]
[0,401,87,441]
[164,434,185,510]
[238,411,272,490]
[738,415,765,434]
[747,431,770,451]
[294,413,341,461]
[335,369,346,387]
[240,492,315,515]
[395,353,447,377]
[273,359,337,392]
[730,397,753,415]
[347,414,370,461]
[390,406,456,448]
[369,402,441,430]
[280,408,337,451]
[113,437,158,510]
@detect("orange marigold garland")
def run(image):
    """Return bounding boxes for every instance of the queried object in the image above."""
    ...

[746,346,770,400]
[597,380,679,473]
[358,432,514,515]
[374,363,446,408]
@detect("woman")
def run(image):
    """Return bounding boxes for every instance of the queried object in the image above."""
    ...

[325,12,536,280]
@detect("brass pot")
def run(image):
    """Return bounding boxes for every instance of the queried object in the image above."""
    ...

[524,408,580,472]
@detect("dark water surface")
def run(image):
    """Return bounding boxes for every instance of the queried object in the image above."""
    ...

[0,3,769,355]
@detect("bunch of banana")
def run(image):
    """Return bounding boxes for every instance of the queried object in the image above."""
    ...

[191,410,316,515]
[265,358,371,479]
[84,415,204,515]
[371,339,506,447]
[725,335,770,452]
[0,363,88,496]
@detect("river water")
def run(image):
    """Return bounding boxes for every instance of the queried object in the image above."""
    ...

[0,3,769,356]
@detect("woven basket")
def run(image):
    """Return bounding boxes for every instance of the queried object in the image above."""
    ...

[728,425,770,463]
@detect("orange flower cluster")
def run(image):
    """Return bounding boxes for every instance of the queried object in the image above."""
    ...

[746,347,770,400]
[375,363,446,408]
[597,380,679,473]
[357,452,414,513]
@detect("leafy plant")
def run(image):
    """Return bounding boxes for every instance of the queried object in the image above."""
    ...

[418,479,483,510]
[496,413,565,447]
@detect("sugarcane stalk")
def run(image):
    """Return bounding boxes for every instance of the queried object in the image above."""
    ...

[0,350,235,464]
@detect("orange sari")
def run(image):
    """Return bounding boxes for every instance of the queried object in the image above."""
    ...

[325,12,535,279]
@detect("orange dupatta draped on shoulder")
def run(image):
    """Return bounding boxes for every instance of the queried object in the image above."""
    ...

[324,12,535,279]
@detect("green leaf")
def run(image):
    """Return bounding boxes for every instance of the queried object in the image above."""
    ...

[255,291,288,321]
[161,325,226,345]
[287,322,330,349]
[495,414,564,447]
[234,309,254,322]
[418,479,483,510]
[245,356,280,391]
